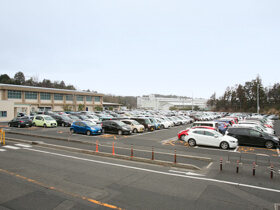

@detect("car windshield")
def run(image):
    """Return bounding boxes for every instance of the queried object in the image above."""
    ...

[69,115,79,120]
[61,116,71,121]
[45,116,53,121]
[80,115,88,119]
[115,121,127,126]
[131,120,140,125]
[144,119,151,123]
[150,118,156,123]
[85,122,97,127]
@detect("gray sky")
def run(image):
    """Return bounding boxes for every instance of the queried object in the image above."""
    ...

[1,0,279,99]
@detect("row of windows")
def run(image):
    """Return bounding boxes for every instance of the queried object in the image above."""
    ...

[7,90,101,102]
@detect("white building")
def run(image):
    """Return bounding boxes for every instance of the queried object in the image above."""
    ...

[137,94,208,111]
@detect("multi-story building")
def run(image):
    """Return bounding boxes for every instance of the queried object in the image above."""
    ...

[137,94,208,110]
[0,84,104,121]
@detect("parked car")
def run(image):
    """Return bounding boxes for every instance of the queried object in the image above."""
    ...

[131,117,156,131]
[184,128,238,149]
[149,117,162,130]
[178,126,216,141]
[52,115,73,127]
[155,118,171,129]
[102,120,132,135]
[226,127,279,149]
[121,119,145,133]
[8,117,33,128]
[33,115,57,128]
[192,121,219,129]
[70,121,102,135]
[217,122,228,134]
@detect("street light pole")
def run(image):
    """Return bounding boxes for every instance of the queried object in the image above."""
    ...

[257,84,259,114]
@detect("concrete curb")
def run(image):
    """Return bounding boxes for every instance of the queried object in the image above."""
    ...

[6,137,201,170]
[5,130,212,162]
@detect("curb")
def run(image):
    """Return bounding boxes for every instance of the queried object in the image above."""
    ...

[5,137,201,170]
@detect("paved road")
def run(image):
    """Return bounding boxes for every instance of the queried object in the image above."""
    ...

[1,144,279,209]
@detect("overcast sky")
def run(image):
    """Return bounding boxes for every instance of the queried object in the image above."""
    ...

[1,0,279,99]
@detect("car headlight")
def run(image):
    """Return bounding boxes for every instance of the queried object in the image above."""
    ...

[230,141,237,143]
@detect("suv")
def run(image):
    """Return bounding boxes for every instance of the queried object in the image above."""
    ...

[33,115,57,128]
[131,117,156,131]
[102,120,132,135]
[226,127,279,149]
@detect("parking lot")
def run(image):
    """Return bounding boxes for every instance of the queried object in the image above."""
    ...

[1,120,280,165]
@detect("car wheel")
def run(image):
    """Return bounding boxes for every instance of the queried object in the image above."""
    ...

[70,128,75,134]
[188,139,196,147]
[161,125,164,129]
[180,134,185,141]
[43,124,47,128]
[220,141,229,150]
[33,123,36,126]
[118,130,123,135]
[133,128,137,133]
[86,130,91,136]
[265,141,274,149]
[62,123,65,127]
[18,124,21,128]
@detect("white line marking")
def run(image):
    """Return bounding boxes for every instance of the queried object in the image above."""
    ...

[23,148,280,193]
[161,137,177,143]
[3,145,21,150]
[169,170,205,176]
[0,149,6,152]
[206,162,214,169]
[234,146,239,152]
[277,148,280,156]
[15,144,32,148]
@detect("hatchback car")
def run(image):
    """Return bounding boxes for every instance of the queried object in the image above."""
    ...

[102,120,132,135]
[8,117,33,128]
[184,128,238,149]
[33,115,57,128]
[52,115,73,127]
[121,119,145,133]
[70,121,102,135]
[178,126,217,141]
[226,127,279,149]
[131,117,156,131]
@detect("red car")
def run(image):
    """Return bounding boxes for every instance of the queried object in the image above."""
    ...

[178,126,217,140]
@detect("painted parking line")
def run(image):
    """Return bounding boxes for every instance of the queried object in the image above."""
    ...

[237,146,279,156]
[3,145,21,150]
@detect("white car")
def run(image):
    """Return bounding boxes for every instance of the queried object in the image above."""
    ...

[155,118,171,129]
[184,128,238,149]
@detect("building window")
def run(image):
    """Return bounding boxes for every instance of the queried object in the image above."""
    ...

[66,95,73,101]
[40,92,51,100]
[8,90,21,99]
[54,93,63,100]
[76,95,84,101]
[86,96,92,102]
[25,91,37,100]
[0,111,7,117]
[94,96,101,102]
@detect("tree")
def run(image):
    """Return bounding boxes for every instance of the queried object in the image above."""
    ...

[0,74,12,84]
[62,104,72,111]
[95,106,103,111]
[14,71,25,85]
[78,103,85,111]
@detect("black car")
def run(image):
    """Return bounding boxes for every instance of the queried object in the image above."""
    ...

[52,115,73,127]
[8,117,33,128]
[131,117,156,131]
[227,127,279,149]
[102,120,132,135]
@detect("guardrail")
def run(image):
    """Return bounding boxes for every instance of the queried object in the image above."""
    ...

[0,129,5,145]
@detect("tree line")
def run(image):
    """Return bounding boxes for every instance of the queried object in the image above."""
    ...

[0,71,76,90]
[207,76,280,114]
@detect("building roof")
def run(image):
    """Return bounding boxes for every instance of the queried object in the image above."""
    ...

[0,83,104,96]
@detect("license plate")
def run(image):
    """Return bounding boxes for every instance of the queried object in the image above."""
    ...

[151,128,154,131]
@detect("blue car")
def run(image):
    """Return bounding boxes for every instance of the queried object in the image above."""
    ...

[149,117,162,130]
[70,121,102,136]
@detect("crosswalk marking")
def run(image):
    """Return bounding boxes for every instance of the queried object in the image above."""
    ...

[3,145,21,150]
[0,149,6,152]
[15,144,32,148]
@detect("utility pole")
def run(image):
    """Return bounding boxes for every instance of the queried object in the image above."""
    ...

[257,84,259,114]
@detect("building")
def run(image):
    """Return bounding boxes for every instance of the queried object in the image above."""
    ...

[137,94,208,110]
[0,84,104,122]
